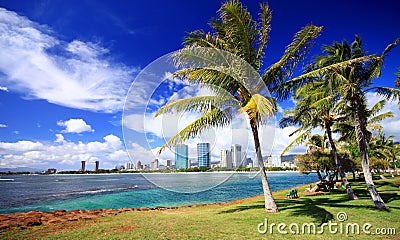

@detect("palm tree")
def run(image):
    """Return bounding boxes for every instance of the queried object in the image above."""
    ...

[290,35,400,209]
[156,0,322,212]
[280,80,359,199]
[395,67,400,87]
[334,100,394,145]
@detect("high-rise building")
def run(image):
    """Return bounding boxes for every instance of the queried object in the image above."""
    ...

[175,144,188,169]
[197,143,210,168]
[152,159,159,170]
[231,144,242,168]
[166,159,171,168]
[125,162,132,170]
[136,160,142,170]
[94,161,99,171]
[81,161,86,172]
[220,149,232,168]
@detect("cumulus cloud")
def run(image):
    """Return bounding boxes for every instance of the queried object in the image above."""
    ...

[0,8,137,113]
[0,124,7,128]
[57,118,94,133]
[0,86,8,92]
[0,134,129,169]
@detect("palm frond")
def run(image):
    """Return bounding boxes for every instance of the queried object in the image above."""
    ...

[172,46,265,97]
[375,87,400,103]
[255,2,272,70]
[280,131,311,156]
[368,112,394,124]
[262,24,322,100]
[381,38,400,59]
[155,95,238,117]
[241,93,276,123]
[285,55,379,92]
[157,108,232,153]
[218,0,258,64]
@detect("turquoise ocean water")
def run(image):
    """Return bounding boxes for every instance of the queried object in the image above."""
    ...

[0,171,318,213]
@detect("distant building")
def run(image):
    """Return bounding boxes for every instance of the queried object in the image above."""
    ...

[125,162,133,170]
[272,156,282,167]
[220,149,232,168]
[94,161,99,171]
[166,159,171,168]
[197,143,210,168]
[46,168,57,174]
[152,159,159,170]
[81,161,86,172]
[265,156,282,168]
[231,144,242,168]
[188,159,191,169]
[175,144,188,169]
[136,160,142,170]
[245,157,253,168]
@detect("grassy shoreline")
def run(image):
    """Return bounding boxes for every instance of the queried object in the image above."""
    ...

[1,175,399,239]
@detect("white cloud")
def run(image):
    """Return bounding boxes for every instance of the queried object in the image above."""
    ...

[0,86,8,92]
[57,118,94,133]
[366,92,400,141]
[0,8,137,113]
[0,140,43,153]
[55,133,65,143]
[0,134,129,169]
[0,123,7,128]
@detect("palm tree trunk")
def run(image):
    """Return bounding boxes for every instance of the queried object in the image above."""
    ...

[316,168,323,181]
[325,124,358,200]
[250,118,278,212]
[352,103,388,210]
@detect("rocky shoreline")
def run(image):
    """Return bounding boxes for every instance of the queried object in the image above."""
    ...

[0,207,172,230]
[0,199,249,230]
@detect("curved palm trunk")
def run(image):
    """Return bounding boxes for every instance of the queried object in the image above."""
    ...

[352,103,388,209]
[316,169,323,181]
[250,118,278,212]
[325,124,358,200]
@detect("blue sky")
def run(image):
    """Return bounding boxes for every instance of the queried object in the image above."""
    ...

[0,0,399,171]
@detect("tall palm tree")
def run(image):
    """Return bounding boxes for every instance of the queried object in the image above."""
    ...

[289,35,400,209]
[280,80,359,199]
[334,99,394,145]
[156,0,322,212]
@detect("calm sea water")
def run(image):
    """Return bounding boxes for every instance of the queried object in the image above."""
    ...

[0,171,318,213]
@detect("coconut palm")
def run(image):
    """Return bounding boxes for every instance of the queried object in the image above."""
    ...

[156,0,322,212]
[289,35,400,209]
[334,100,394,144]
[280,80,359,199]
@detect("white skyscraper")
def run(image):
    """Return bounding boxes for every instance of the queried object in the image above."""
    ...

[220,149,232,168]
[231,144,242,168]
[152,159,159,170]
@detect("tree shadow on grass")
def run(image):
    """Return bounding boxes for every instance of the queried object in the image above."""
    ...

[218,178,400,222]
[278,198,334,225]
[218,203,265,214]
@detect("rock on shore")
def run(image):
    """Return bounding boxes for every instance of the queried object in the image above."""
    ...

[0,208,137,230]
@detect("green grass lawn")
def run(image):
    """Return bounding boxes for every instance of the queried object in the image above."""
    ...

[2,175,399,240]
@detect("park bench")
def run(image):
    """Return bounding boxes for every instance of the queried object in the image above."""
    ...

[286,189,298,199]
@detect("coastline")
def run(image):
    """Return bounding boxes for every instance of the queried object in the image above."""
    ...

[0,181,317,230]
